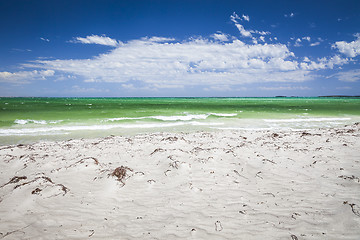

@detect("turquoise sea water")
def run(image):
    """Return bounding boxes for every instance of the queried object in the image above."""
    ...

[1,97,360,145]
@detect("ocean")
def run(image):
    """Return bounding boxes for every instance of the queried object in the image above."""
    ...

[1,97,360,145]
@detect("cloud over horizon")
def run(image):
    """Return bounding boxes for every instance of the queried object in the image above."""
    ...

[1,13,358,94]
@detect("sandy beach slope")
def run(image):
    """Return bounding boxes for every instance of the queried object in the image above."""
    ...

[1,124,360,239]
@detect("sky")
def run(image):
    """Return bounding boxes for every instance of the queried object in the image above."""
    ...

[0,0,360,97]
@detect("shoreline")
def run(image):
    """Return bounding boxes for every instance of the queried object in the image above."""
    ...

[1,124,360,239]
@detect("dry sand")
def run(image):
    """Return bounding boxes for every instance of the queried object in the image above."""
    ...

[1,124,360,239]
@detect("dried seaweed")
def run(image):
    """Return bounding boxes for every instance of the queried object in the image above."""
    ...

[0,176,27,188]
[109,166,133,185]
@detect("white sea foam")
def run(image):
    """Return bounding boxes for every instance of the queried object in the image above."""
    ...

[106,114,209,122]
[14,119,63,125]
[263,117,351,123]
[152,114,209,121]
[106,113,236,122]
[212,127,274,131]
[1,121,223,136]
[209,113,238,117]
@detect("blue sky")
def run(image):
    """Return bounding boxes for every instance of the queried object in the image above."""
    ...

[0,0,360,97]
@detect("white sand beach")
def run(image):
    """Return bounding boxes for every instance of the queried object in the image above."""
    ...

[1,124,360,239]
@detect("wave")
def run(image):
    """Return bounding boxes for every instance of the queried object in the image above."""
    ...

[106,113,237,122]
[263,117,351,123]
[14,119,64,125]
[0,121,224,136]
[209,113,238,117]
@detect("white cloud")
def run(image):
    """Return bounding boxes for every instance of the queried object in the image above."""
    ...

[294,38,302,47]
[310,42,321,47]
[242,14,250,22]
[141,36,176,42]
[333,69,360,82]
[284,13,295,18]
[333,35,360,57]
[230,12,252,38]
[6,13,355,91]
[300,55,348,70]
[70,85,110,93]
[28,37,311,87]
[204,85,233,92]
[72,35,119,47]
[259,86,310,91]
[211,32,229,42]
[40,37,50,42]
[253,30,271,36]
[292,36,322,47]
[336,86,352,90]
[0,70,54,83]
[21,29,350,90]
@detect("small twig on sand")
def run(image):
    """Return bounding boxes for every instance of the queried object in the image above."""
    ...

[0,224,31,239]
[344,201,360,217]
[255,171,263,179]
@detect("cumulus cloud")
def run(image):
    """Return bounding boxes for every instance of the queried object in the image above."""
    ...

[0,70,54,83]
[230,12,252,38]
[284,13,295,18]
[211,32,229,42]
[333,35,360,57]
[72,35,119,47]
[25,32,346,90]
[27,37,314,87]
[300,55,348,70]
[7,13,354,90]
[333,69,360,82]
[292,36,322,47]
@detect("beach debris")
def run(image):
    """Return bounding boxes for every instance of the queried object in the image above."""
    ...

[255,171,263,179]
[343,201,360,217]
[150,148,165,155]
[0,224,31,239]
[109,166,133,185]
[271,133,280,138]
[338,175,360,183]
[31,188,42,195]
[291,212,301,220]
[262,158,276,164]
[161,136,178,142]
[290,234,298,240]
[88,230,95,237]
[301,132,312,137]
[1,176,27,188]
[264,192,276,197]
[13,175,69,196]
[233,170,248,179]
[169,160,180,169]
[215,221,223,231]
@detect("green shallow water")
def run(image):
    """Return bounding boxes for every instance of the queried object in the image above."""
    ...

[1,97,360,145]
